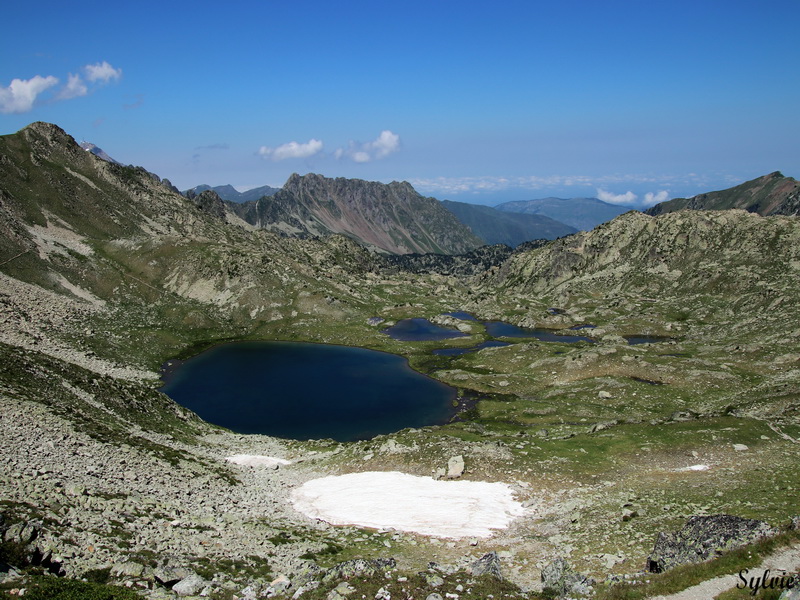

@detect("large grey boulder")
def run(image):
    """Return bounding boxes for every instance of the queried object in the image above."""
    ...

[172,572,207,597]
[647,514,776,573]
[467,551,502,579]
[541,557,595,598]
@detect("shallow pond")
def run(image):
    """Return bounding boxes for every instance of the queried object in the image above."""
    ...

[160,341,457,442]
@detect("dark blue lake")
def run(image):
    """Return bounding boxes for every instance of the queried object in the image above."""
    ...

[160,341,457,442]
[382,318,468,341]
[483,321,594,343]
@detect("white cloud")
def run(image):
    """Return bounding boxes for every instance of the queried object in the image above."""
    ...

[368,130,400,158]
[0,61,122,114]
[0,75,59,114]
[643,190,670,206]
[335,130,401,163]
[57,73,88,100]
[596,189,639,205]
[84,61,122,83]
[258,139,323,160]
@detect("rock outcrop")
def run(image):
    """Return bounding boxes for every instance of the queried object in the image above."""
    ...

[541,557,595,598]
[646,514,777,573]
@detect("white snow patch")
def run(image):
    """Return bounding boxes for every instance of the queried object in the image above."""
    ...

[675,464,710,472]
[226,454,292,467]
[290,471,526,538]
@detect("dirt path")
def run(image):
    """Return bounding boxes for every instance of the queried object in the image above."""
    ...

[650,543,800,600]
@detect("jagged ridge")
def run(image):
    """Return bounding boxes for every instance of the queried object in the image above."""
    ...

[228,173,484,255]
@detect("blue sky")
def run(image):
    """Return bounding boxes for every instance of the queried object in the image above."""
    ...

[2,1,798,206]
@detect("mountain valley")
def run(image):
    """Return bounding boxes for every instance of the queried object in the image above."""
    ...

[0,122,799,600]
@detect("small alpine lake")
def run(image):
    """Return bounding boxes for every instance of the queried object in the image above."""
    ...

[160,341,457,442]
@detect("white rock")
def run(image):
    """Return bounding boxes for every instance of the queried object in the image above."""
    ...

[447,455,465,479]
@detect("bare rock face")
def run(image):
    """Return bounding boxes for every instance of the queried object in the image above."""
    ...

[191,189,227,220]
[647,514,777,573]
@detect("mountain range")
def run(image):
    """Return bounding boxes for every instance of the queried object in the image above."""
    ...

[440,199,576,246]
[494,196,629,230]
[184,183,281,203]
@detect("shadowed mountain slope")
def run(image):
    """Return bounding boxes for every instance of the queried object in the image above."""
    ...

[645,172,800,217]
[440,199,576,246]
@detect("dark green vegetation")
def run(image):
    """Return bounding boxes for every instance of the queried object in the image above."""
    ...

[1,577,139,600]
[0,122,799,598]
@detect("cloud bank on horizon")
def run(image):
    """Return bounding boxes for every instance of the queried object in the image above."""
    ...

[0,61,122,114]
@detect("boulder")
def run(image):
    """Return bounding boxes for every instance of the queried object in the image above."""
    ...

[467,551,502,579]
[647,514,776,573]
[446,455,465,479]
[172,572,207,597]
[541,557,595,598]
[110,561,146,579]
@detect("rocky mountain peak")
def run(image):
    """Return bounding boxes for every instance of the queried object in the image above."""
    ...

[21,121,74,141]
[231,172,483,254]
[191,189,226,220]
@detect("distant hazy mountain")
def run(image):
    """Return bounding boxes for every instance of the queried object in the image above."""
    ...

[183,183,280,203]
[440,199,576,246]
[645,172,800,217]
[79,141,121,165]
[229,173,483,255]
[495,197,629,231]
